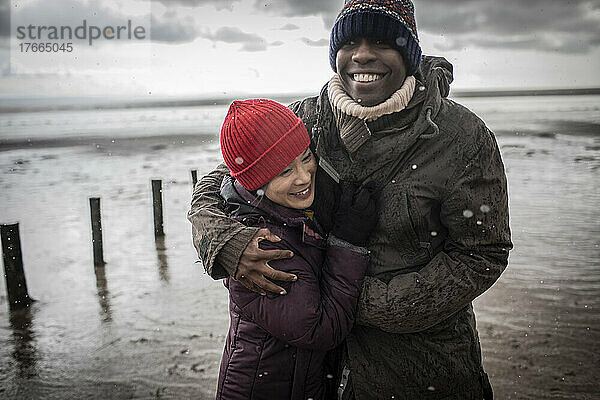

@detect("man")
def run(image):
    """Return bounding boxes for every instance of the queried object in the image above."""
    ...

[188,0,512,399]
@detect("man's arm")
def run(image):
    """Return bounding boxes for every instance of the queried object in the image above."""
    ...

[356,129,512,333]
[229,238,368,351]
[187,163,295,293]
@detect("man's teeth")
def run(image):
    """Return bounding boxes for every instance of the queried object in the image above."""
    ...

[296,187,309,195]
[353,73,381,82]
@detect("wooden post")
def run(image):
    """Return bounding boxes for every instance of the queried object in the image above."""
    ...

[89,198,105,267]
[1,223,33,310]
[155,236,170,283]
[191,170,198,189]
[152,179,165,238]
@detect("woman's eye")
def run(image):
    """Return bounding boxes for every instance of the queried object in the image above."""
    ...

[302,153,312,163]
[279,169,292,177]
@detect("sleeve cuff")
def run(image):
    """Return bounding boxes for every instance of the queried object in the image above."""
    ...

[214,227,259,278]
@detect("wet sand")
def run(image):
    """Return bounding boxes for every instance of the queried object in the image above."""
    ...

[1,110,599,398]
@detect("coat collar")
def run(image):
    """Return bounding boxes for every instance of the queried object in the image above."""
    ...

[315,55,453,144]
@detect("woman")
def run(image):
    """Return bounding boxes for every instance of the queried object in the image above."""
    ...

[216,99,377,400]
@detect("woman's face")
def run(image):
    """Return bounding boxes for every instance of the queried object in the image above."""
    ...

[264,148,317,209]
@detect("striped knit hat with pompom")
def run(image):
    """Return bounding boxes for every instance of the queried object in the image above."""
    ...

[329,0,422,76]
[220,99,310,191]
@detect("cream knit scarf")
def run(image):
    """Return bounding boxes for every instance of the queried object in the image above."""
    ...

[327,74,416,153]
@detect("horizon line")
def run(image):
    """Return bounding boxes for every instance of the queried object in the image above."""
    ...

[1,87,599,114]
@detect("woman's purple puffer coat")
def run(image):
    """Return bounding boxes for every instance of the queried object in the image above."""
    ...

[216,177,368,400]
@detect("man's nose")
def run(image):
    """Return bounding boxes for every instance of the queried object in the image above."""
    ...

[352,38,376,64]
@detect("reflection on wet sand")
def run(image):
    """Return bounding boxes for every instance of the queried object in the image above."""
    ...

[155,236,170,284]
[9,304,38,379]
[94,265,112,323]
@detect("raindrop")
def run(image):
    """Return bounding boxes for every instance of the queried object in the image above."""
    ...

[480,204,491,213]
[427,386,436,391]
[476,220,482,225]
[235,157,244,165]
[357,98,362,103]
[463,209,474,218]
[391,180,396,184]
[411,164,418,170]
[326,374,334,379]
[430,231,437,237]
[419,86,426,92]
[256,189,265,196]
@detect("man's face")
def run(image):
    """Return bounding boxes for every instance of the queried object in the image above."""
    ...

[336,37,407,107]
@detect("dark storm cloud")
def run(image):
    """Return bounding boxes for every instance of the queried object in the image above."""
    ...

[199,26,269,51]
[278,23,300,31]
[417,0,600,53]
[151,11,197,43]
[300,37,328,47]
[151,18,197,43]
[154,0,241,11]
[7,0,592,53]
[254,0,341,16]
[253,0,600,53]
[253,0,341,28]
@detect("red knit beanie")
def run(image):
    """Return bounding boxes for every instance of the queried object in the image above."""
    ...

[220,99,310,191]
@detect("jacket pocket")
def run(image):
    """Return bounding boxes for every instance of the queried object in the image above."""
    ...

[379,188,432,267]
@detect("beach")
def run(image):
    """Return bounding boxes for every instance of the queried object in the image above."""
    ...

[0,94,599,399]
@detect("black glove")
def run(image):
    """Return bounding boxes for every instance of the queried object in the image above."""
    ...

[331,181,378,247]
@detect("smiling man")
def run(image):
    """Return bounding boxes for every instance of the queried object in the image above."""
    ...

[188,0,512,399]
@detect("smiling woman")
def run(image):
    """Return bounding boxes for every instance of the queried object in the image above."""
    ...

[263,148,317,209]
[213,98,378,399]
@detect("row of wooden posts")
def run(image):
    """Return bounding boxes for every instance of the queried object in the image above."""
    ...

[1,170,200,312]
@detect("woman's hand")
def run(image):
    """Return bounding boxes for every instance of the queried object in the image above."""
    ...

[234,228,296,295]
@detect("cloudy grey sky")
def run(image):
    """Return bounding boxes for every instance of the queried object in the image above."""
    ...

[1,0,599,98]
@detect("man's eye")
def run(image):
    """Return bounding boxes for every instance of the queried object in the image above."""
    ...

[375,39,389,47]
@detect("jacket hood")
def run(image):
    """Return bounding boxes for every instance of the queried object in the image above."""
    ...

[416,55,453,100]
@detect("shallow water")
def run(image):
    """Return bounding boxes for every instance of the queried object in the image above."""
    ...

[0,95,599,399]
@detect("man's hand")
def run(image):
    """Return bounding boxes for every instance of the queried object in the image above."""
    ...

[234,228,296,295]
